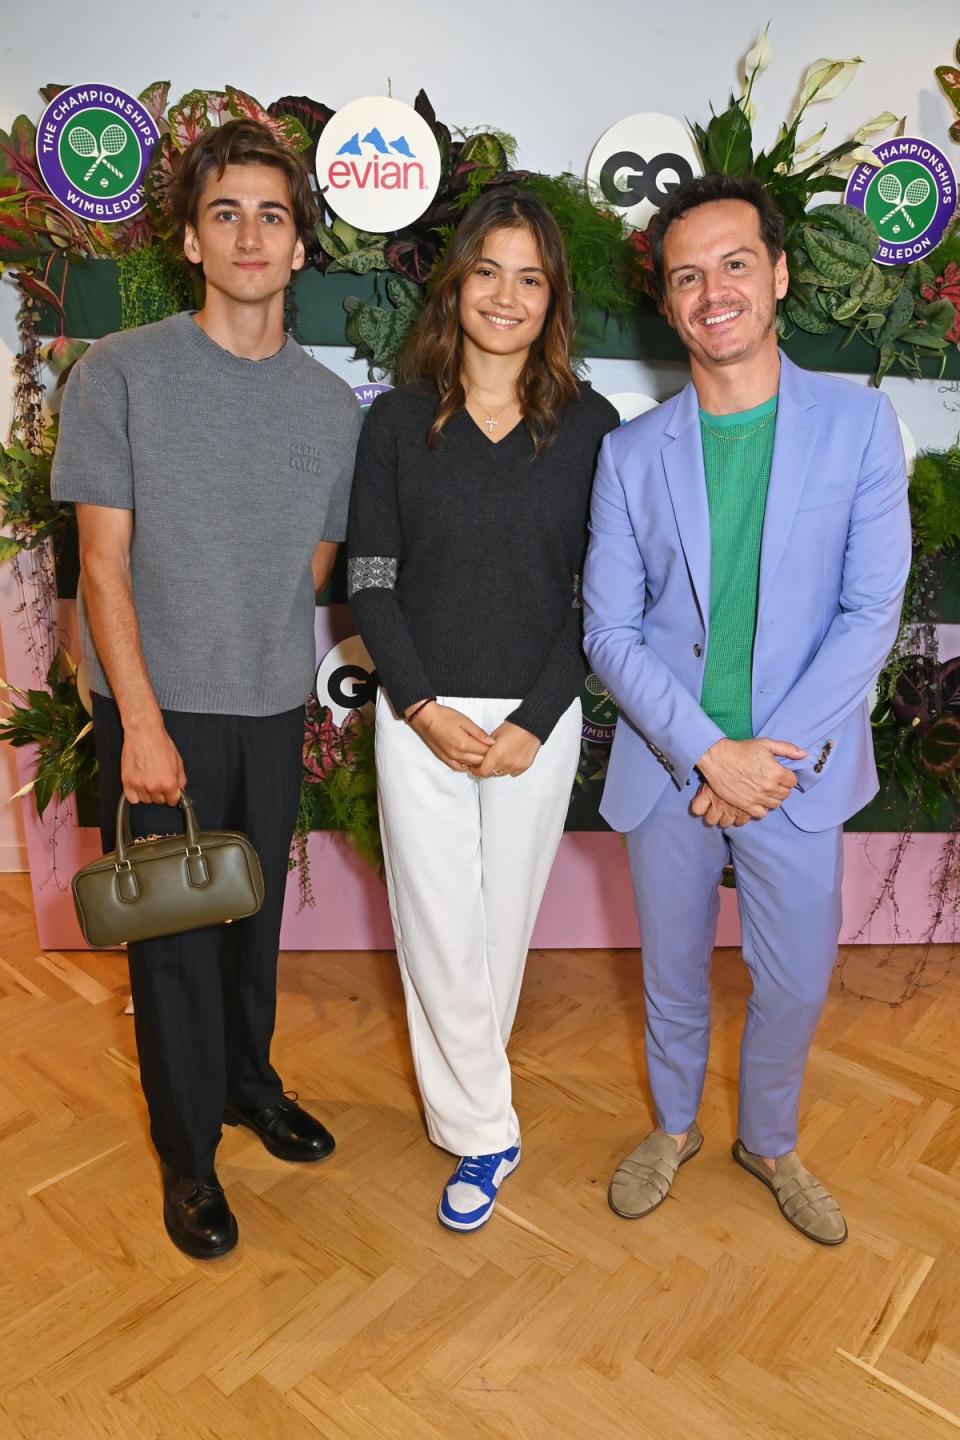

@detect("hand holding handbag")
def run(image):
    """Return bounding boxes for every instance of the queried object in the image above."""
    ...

[72,792,264,947]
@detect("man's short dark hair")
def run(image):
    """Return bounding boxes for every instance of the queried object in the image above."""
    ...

[167,118,318,251]
[649,173,785,294]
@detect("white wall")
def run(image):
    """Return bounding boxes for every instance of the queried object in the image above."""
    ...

[0,1,958,867]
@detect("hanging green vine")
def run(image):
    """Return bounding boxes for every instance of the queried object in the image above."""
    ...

[321,715,380,874]
[117,242,195,330]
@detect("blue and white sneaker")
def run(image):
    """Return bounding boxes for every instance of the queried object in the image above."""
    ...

[437,1144,521,1231]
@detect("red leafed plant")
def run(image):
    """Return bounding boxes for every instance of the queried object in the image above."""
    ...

[935,40,960,144]
[291,699,381,908]
[302,699,360,782]
[627,227,659,303]
[921,260,960,343]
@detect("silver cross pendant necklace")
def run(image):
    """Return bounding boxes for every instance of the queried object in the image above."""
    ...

[466,391,516,434]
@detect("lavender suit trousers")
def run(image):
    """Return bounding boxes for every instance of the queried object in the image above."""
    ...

[626,780,843,1157]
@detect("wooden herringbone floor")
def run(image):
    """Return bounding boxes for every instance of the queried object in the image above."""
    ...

[0,872,958,1439]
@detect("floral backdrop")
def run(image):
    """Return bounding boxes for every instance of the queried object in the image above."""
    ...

[1,34,959,968]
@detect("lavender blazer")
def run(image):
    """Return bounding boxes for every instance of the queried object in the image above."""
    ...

[582,353,912,834]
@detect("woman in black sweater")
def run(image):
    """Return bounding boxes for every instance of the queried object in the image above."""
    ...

[347,189,618,1231]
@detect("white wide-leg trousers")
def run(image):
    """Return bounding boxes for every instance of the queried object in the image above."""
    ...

[375,692,582,1156]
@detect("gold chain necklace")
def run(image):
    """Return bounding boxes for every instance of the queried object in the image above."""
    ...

[700,410,777,444]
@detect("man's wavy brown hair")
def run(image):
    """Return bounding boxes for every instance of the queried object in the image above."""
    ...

[167,118,318,253]
[401,188,579,451]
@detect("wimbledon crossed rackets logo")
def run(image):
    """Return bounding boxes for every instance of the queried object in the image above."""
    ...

[875,171,931,229]
[581,673,619,745]
[59,110,139,197]
[67,121,128,184]
[844,137,956,266]
[37,84,160,222]
[866,161,938,241]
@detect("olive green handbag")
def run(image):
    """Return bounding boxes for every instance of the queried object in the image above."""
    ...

[72,792,264,947]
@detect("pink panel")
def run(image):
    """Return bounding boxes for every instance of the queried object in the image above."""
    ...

[2,559,954,951]
[0,557,92,946]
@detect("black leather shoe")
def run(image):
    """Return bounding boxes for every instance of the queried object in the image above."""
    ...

[160,1164,238,1259]
[223,1095,336,1162]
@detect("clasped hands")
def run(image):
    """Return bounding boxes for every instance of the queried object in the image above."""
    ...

[691,736,807,827]
[406,701,540,777]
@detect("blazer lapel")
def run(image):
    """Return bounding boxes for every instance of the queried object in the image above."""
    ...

[662,381,711,626]
[759,353,819,607]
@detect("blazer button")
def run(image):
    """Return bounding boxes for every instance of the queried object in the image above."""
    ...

[693,643,702,657]
[814,762,823,773]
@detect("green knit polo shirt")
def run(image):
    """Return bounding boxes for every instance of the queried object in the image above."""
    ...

[698,395,778,740]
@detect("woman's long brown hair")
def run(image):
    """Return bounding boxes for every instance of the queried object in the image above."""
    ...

[400,188,579,451]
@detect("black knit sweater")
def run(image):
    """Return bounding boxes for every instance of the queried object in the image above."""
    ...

[346,381,619,742]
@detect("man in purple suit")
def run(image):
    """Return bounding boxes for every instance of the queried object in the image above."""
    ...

[582,174,911,1244]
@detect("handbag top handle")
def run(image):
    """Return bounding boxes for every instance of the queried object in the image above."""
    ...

[114,791,201,865]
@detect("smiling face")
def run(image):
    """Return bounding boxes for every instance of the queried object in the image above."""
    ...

[661,198,788,371]
[457,224,552,363]
[183,161,305,309]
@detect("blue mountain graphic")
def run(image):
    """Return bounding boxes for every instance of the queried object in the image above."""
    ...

[361,128,390,154]
[336,133,361,156]
[390,135,416,158]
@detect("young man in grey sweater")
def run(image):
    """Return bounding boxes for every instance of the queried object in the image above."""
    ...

[52,119,362,1259]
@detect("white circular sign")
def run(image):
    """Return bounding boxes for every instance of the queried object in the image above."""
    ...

[586,114,702,232]
[316,97,442,232]
[314,634,378,726]
[897,417,917,473]
[76,659,93,716]
[606,392,661,425]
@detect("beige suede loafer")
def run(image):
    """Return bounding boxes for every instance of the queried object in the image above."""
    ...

[732,1141,848,1245]
[608,1123,704,1219]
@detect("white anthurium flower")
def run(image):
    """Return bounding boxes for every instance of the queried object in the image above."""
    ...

[737,95,757,124]
[68,720,94,748]
[793,125,827,158]
[853,111,900,142]
[827,144,884,177]
[744,26,772,81]
[847,143,884,166]
[798,57,864,110]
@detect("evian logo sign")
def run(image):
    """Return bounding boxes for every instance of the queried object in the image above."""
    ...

[315,97,441,232]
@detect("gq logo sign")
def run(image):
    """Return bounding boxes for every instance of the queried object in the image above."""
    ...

[586,114,702,231]
[315,634,378,726]
[315,96,441,232]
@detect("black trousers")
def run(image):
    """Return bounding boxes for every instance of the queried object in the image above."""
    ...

[92,694,304,1177]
